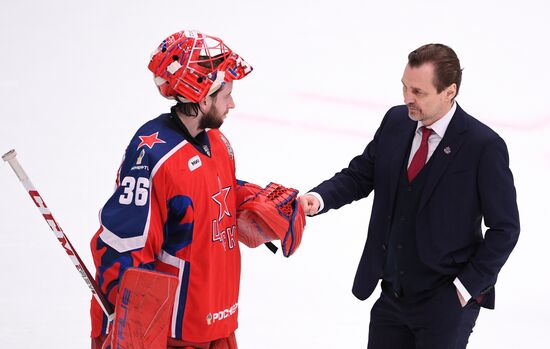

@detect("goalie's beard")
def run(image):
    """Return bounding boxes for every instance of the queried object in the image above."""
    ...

[199,103,226,130]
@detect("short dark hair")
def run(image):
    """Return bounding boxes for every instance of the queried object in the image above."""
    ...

[174,85,222,117]
[408,44,462,97]
[174,101,200,117]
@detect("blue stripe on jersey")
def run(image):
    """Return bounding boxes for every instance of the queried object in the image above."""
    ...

[101,312,108,335]
[175,262,191,339]
[236,179,249,186]
[95,237,134,297]
[163,195,194,255]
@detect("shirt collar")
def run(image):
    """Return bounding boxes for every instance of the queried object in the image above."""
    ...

[416,101,457,138]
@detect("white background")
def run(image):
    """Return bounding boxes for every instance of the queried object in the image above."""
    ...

[1,0,549,347]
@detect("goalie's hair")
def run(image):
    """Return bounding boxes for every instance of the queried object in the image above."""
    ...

[173,87,222,117]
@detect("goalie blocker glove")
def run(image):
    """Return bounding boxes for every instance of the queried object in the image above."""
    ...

[236,181,306,257]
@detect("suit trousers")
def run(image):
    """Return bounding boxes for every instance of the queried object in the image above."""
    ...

[368,282,480,349]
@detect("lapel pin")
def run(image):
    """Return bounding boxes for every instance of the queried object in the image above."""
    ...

[444,146,451,155]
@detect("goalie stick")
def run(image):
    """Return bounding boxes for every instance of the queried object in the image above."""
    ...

[2,149,114,318]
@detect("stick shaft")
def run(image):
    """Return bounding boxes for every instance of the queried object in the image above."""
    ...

[2,149,114,317]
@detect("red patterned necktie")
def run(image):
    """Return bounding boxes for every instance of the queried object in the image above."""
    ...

[407,126,433,182]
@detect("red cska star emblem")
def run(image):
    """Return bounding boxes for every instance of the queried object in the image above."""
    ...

[212,178,232,221]
[138,132,166,150]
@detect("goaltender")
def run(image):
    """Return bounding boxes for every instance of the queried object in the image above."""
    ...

[90,29,305,349]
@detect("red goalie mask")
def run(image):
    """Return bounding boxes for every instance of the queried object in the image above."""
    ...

[148,30,253,103]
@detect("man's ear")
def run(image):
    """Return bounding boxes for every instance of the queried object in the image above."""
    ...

[446,83,457,101]
[198,96,211,115]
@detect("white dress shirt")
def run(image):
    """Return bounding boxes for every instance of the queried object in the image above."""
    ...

[408,101,456,167]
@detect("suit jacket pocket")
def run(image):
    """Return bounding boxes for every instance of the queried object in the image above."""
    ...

[447,168,474,176]
[451,245,478,266]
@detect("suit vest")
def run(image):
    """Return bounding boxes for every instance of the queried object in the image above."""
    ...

[382,150,449,300]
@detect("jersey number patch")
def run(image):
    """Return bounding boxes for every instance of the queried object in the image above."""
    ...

[119,176,150,206]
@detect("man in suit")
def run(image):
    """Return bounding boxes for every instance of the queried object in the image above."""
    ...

[299,43,520,348]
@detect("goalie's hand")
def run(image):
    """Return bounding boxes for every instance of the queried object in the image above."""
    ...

[237,182,306,257]
[299,193,320,216]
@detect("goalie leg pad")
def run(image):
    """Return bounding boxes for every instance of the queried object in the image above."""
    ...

[166,332,237,349]
[109,268,178,349]
[91,334,107,349]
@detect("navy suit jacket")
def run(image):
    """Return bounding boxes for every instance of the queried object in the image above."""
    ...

[311,104,520,308]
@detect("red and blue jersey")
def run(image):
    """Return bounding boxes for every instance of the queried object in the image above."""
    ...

[90,112,241,342]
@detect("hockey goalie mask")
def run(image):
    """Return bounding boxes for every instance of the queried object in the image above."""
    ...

[148,30,253,103]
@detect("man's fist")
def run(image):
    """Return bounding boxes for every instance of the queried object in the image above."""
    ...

[299,194,321,216]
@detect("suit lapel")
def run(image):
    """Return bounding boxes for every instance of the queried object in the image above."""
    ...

[388,119,417,212]
[418,105,468,211]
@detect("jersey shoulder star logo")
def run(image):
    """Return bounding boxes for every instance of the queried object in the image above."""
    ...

[138,132,166,150]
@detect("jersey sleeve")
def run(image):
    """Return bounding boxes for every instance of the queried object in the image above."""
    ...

[90,143,165,336]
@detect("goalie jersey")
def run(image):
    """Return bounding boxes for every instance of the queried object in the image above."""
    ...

[90,111,241,342]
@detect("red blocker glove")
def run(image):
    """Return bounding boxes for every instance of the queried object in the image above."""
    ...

[236,182,306,257]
